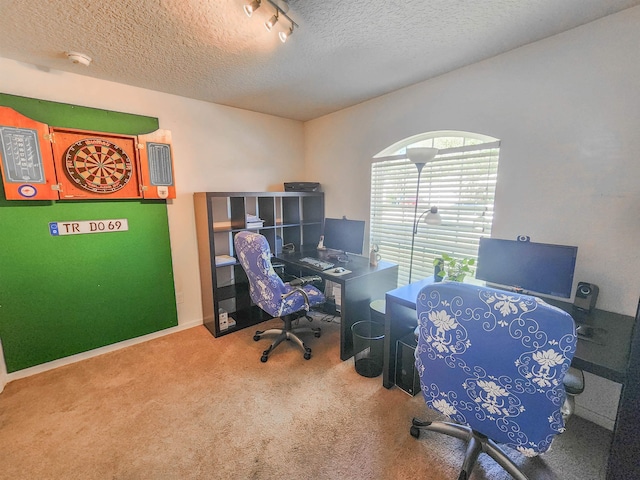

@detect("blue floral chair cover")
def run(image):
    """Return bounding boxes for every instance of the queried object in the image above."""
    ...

[411,282,577,480]
[234,231,325,362]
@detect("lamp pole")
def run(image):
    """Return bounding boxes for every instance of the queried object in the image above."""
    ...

[408,162,425,284]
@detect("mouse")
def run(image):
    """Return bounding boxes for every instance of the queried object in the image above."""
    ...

[333,267,345,273]
[576,325,594,338]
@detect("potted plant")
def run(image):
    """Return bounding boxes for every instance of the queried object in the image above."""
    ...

[433,254,476,282]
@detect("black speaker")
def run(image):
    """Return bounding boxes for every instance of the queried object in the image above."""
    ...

[395,335,420,396]
[573,282,599,313]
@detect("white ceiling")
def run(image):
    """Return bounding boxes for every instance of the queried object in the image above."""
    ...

[0,0,638,121]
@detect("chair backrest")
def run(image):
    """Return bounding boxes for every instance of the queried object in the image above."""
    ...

[416,282,577,457]
[234,231,288,317]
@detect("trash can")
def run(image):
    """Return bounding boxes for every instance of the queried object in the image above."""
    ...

[370,299,386,324]
[351,320,385,378]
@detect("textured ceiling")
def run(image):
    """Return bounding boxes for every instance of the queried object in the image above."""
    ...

[0,0,638,121]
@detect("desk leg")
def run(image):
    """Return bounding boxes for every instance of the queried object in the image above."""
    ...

[340,268,399,361]
[383,295,418,389]
[606,302,640,479]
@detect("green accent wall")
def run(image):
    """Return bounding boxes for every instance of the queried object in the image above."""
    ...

[0,94,178,372]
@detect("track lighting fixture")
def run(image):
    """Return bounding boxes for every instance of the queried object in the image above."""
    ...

[243,0,298,43]
[243,0,261,17]
[265,12,278,31]
[279,25,293,43]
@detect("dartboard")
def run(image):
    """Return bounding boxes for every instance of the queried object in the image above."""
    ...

[64,138,133,193]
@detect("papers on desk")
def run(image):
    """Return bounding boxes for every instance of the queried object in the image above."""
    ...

[215,255,236,266]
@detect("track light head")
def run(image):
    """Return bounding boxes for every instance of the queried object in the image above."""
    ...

[265,13,278,31]
[243,0,261,17]
[279,25,293,43]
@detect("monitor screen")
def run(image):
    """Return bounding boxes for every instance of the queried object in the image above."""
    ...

[476,238,578,298]
[322,218,365,255]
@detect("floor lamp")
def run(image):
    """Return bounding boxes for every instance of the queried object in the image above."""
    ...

[407,147,441,283]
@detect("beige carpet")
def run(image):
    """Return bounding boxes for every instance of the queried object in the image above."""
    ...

[0,316,611,479]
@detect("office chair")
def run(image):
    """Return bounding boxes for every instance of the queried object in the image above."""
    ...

[411,282,577,480]
[234,231,325,362]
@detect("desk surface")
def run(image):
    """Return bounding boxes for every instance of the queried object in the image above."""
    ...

[385,278,635,383]
[276,248,398,361]
[275,249,397,284]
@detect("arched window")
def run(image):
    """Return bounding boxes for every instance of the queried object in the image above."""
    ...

[370,130,500,285]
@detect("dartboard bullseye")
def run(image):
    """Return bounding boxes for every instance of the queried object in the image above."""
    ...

[64,138,133,193]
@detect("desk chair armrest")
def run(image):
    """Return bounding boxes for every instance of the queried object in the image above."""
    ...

[287,275,322,287]
[281,287,312,311]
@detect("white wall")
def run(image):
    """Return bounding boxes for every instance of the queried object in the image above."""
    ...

[304,8,640,428]
[0,57,305,332]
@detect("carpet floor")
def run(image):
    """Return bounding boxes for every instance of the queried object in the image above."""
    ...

[0,316,612,479]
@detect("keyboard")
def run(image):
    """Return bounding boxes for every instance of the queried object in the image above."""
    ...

[299,257,335,271]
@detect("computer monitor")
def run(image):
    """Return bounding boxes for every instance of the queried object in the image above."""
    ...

[322,218,365,255]
[476,237,578,298]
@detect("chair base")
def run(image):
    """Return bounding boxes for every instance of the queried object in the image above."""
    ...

[561,367,585,421]
[254,313,321,362]
[410,418,530,480]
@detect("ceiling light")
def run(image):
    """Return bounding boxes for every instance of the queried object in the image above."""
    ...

[265,12,278,31]
[279,26,293,43]
[244,0,298,43]
[66,51,92,66]
[243,0,261,17]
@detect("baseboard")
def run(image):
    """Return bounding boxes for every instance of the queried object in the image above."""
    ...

[3,319,203,387]
[575,404,615,431]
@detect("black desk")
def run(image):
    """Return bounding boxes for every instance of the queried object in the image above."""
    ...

[383,277,640,480]
[274,249,398,361]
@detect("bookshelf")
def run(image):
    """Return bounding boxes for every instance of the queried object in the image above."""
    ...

[193,191,324,337]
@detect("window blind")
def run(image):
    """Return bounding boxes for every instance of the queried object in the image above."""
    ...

[370,140,500,286]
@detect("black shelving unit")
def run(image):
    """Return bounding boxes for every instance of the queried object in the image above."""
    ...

[193,191,324,337]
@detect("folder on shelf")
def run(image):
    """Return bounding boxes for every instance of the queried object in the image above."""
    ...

[215,255,236,266]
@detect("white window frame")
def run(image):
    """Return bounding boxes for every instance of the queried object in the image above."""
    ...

[370,130,500,285]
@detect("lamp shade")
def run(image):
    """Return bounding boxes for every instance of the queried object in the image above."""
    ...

[423,207,442,225]
[407,147,439,165]
[413,206,442,234]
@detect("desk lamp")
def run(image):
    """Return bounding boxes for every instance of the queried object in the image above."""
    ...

[407,147,441,283]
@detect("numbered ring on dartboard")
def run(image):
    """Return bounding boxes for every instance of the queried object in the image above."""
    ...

[64,138,133,193]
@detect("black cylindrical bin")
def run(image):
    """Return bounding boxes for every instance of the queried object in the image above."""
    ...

[351,320,385,377]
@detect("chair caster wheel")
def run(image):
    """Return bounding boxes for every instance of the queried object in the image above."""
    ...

[253,335,260,341]
[261,355,268,363]
[314,330,321,338]
[304,351,312,360]
[410,426,421,439]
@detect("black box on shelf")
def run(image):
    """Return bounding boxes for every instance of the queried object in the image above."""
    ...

[395,334,421,396]
[284,182,321,192]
